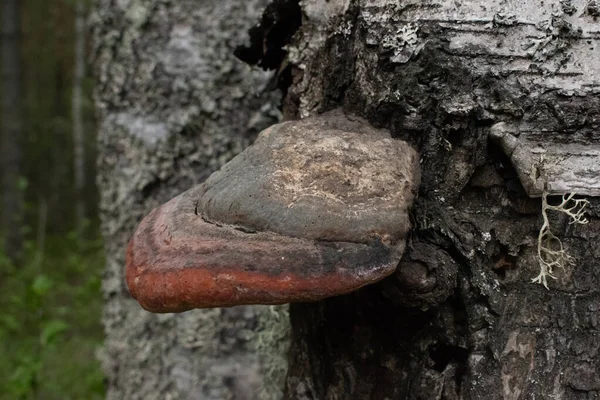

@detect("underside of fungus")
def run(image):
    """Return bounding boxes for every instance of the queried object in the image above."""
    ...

[126,110,421,312]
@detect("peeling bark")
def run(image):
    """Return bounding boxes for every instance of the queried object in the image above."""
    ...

[490,123,600,197]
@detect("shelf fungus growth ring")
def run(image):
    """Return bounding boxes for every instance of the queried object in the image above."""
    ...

[126,110,421,312]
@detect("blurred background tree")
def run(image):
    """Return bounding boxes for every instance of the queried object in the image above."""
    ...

[0,0,105,398]
[1,0,23,262]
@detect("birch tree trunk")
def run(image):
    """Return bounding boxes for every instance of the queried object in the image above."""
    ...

[1,0,23,261]
[262,0,600,398]
[94,0,600,398]
[91,1,285,399]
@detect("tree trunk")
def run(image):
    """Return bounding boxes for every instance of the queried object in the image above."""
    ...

[95,0,600,399]
[1,0,23,261]
[264,0,600,399]
[90,0,287,399]
[72,0,86,236]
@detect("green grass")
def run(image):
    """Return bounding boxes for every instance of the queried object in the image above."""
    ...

[0,231,106,399]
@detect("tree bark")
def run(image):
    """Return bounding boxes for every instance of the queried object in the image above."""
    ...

[90,0,286,399]
[267,0,600,399]
[1,0,23,261]
[94,0,600,398]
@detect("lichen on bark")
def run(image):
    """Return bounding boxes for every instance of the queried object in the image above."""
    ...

[91,0,288,398]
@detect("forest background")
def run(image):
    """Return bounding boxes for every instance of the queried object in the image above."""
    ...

[0,0,106,398]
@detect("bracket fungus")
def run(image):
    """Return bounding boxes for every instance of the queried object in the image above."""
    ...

[126,110,421,312]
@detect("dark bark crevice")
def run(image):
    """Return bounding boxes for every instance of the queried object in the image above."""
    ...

[234,0,302,70]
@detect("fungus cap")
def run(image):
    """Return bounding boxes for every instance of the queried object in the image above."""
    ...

[126,110,421,312]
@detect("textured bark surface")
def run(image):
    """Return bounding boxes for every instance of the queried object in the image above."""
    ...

[257,0,600,399]
[91,0,288,399]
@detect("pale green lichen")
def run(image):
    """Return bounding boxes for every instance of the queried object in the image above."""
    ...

[533,191,589,288]
[254,305,291,400]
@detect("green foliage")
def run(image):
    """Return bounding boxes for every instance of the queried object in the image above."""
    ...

[0,231,105,399]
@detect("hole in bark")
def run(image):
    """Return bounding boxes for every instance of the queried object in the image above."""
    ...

[234,0,302,70]
[487,138,528,197]
[491,247,518,279]
[428,343,469,372]
[140,179,163,199]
